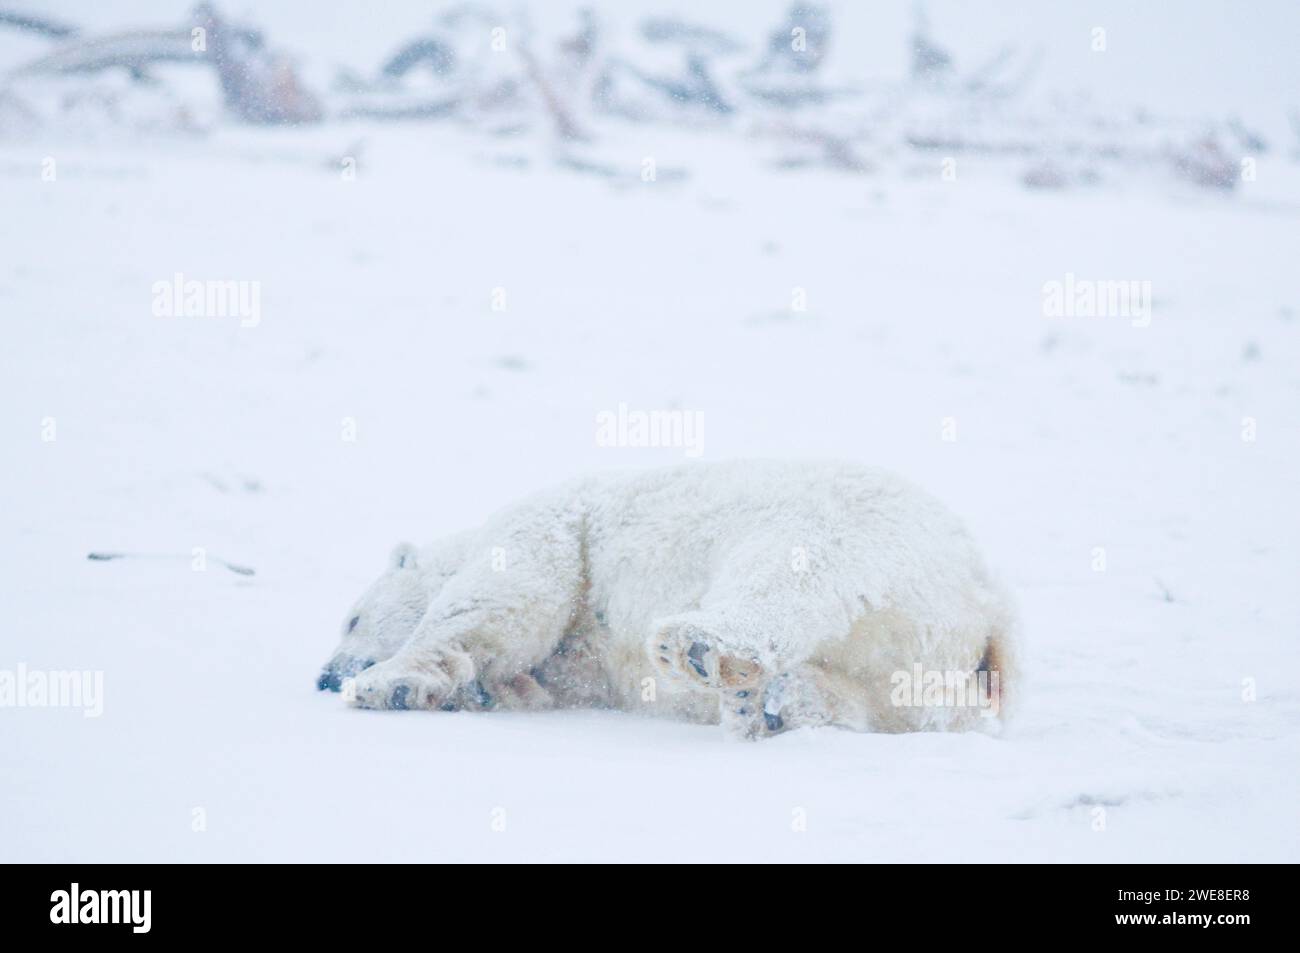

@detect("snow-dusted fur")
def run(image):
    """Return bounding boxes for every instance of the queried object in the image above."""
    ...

[318,461,1018,738]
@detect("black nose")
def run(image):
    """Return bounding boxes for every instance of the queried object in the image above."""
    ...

[317,658,376,692]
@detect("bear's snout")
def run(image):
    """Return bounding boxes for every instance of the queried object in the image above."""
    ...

[316,656,375,692]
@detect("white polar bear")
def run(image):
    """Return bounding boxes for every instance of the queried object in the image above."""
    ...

[317,461,1018,738]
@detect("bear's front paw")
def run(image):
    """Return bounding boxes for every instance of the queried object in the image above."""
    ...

[348,659,459,711]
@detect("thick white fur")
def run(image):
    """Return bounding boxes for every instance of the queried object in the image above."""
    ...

[319,461,1018,738]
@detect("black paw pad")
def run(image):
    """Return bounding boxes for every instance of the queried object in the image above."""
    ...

[764,711,785,733]
[687,641,711,680]
[389,684,411,710]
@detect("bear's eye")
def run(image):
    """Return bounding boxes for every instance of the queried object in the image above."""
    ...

[348,616,360,633]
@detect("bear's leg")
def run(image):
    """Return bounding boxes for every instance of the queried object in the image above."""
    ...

[351,509,587,711]
[349,579,582,711]
[646,537,855,737]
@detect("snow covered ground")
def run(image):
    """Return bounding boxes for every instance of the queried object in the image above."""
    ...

[2,1,1299,862]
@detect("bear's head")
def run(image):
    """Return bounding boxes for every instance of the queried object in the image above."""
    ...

[316,542,429,692]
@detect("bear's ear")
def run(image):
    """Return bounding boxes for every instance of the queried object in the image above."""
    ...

[389,542,419,571]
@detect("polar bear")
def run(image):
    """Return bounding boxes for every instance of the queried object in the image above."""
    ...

[317,461,1018,738]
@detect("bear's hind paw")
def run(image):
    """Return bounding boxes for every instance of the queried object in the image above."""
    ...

[650,620,765,694]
